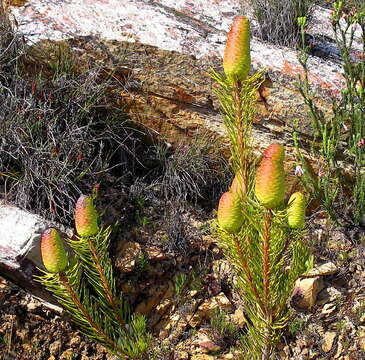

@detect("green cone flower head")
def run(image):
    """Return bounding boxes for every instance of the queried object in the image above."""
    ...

[287,192,306,229]
[41,228,68,273]
[75,195,99,237]
[255,143,285,209]
[223,16,251,82]
[217,191,244,233]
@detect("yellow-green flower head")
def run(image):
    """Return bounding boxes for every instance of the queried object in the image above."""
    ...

[40,228,68,273]
[223,16,251,82]
[255,143,285,209]
[287,192,306,229]
[75,195,99,237]
[230,171,245,196]
[217,191,244,233]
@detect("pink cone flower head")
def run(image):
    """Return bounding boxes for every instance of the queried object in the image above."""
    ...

[287,192,306,229]
[41,228,68,273]
[230,171,245,197]
[255,143,285,209]
[217,192,244,233]
[75,195,99,237]
[223,16,251,82]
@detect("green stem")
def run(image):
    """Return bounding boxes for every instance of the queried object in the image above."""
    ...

[262,209,273,360]
[58,273,129,359]
[87,238,127,329]
[233,236,264,311]
[233,80,248,198]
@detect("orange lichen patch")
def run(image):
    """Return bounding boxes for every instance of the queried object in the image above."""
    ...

[170,84,196,103]
[6,0,27,7]
[282,60,304,78]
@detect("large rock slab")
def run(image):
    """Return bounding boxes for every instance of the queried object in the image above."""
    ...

[6,0,360,152]
[0,201,71,302]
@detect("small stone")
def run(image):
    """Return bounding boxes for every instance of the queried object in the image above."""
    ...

[199,341,221,353]
[293,276,324,309]
[26,297,41,311]
[190,290,198,297]
[230,308,245,328]
[144,246,166,260]
[191,355,215,360]
[359,332,365,351]
[322,331,337,353]
[214,292,233,312]
[335,335,344,358]
[69,335,81,347]
[115,241,142,272]
[306,262,338,276]
[222,354,234,359]
[321,303,336,316]
[176,351,189,360]
[49,340,62,356]
[60,349,74,360]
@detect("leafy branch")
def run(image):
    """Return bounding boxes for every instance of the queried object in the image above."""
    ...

[36,195,151,359]
[211,16,312,359]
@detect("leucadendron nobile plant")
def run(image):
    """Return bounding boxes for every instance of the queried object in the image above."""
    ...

[211,16,312,359]
[36,195,152,359]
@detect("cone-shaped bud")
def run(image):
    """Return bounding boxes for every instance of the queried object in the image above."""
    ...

[230,171,245,196]
[287,192,306,229]
[41,228,68,273]
[255,143,285,209]
[75,195,99,237]
[223,16,251,82]
[217,192,244,233]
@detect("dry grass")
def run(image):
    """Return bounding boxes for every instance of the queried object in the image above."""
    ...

[244,0,315,47]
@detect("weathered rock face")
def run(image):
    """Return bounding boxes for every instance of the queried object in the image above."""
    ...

[6,0,359,152]
[0,201,72,302]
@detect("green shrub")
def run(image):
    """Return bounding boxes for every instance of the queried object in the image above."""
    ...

[295,2,365,225]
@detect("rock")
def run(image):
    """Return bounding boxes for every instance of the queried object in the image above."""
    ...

[321,302,336,316]
[115,241,142,272]
[60,349,74,360]
[230,308,246,328]
[222,354,234,359]
[135,281,174,316]
[189,292,232,327]
[0,203,71,304]
[158,313,189,339]
[176,351,189,360]
[335,335,344,358]
[144,245,166,261]
[69,335,81,347]
[199,341,221,353]
[322,331,337,353]
[49,340,62,356]
[7,0,353,154]
[191,355,215,360]
[292,276,324,309]
[306,262,338,277]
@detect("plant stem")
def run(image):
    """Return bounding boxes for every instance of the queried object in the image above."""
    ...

[58,272,129,358]
[87,238,127,329]
[233,236,263,311]
[233,80,248,198]
[262,209,273,360]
